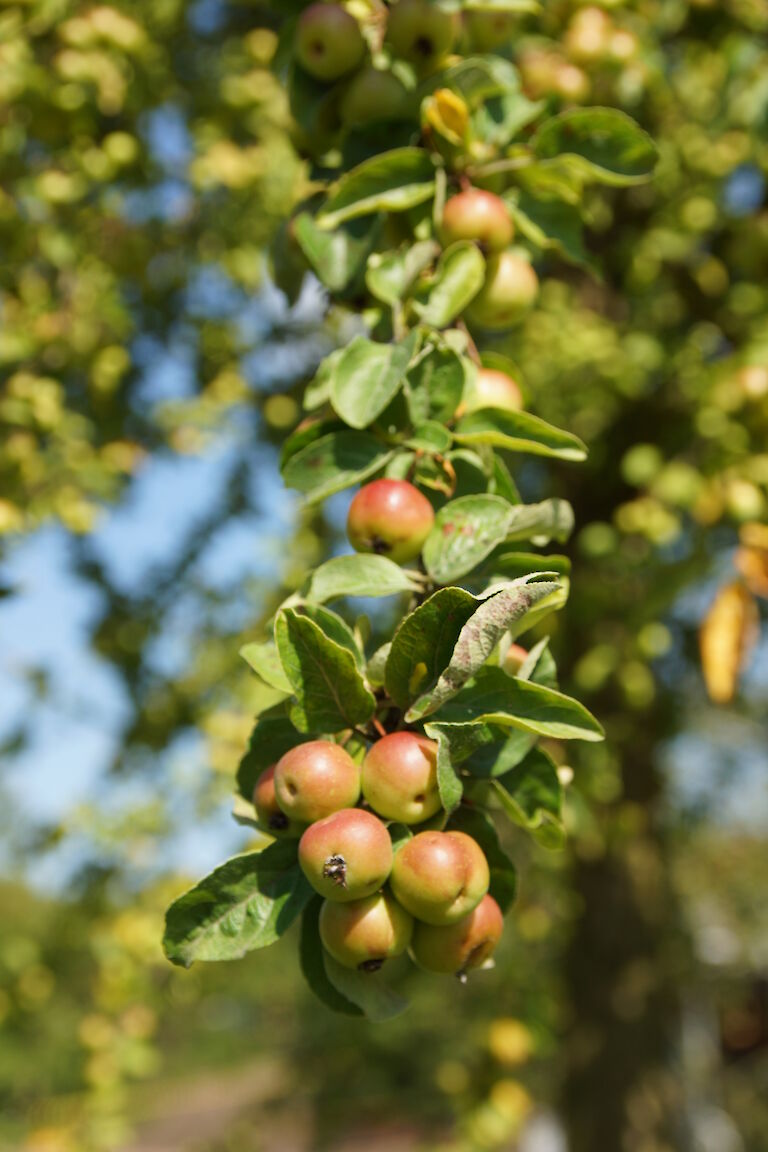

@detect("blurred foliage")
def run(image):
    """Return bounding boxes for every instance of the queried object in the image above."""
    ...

[1,0,767,1150]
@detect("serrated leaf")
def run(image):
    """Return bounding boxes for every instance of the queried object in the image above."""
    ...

[163,840,313,967]
[282,431,393,503]
[492,747,564,849]
[407,577,560,720]
[423,494,513,583]
[275,608,376,732]
[413,242,486,328]
[435,666,604,741]
[454,408,587,461]
[304,555,418,603]
[385,587,478,709]
[366,240,440,306]
[532,107,658,187]
[300,899,363,1016]
[239,642,292,694]
[318,147,436,229]
[330,335,415,429]
[448,807,517,912]
[323,953,410,1021]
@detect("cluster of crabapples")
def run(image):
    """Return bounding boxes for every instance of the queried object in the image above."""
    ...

[292,0,540,328]
[254,734,503,978]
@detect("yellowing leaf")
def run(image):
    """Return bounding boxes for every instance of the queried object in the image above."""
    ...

[699,581,759,704]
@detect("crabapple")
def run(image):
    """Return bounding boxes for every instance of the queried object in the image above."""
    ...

[274,740,360,824]
[457,367,523,418]
[411,893,504,975]
[252,765,305,837]
[347,478,435,565]
[295,3,366,82]
[390,830,489,924]
[299,808,393,902]
[463,9,516,51]
[440,188,513,253]
[342,67,409,126]
[503,643,528,676]
[386,0,458,70]
[467,250,539,329]
[319,889,414,970]
[361,731,441,824]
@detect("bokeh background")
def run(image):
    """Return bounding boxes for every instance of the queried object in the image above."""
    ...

[1,1,767,1150]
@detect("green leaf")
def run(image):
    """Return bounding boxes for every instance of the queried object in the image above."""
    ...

[239,642,292,694]
[280,415,341,469]
[366,643,391,688]
[330,335,415,429]
[236,708,310,800]
[406,345,467,425]
[318,147,437,229]
[507,188,588,267]
[388,822,413,852]
[436,666,604,741]
[532,107,658,187]
[275,608,376,732]
[472,91,544,150]
[492,747,565,849]
[282,431,392,503]
[303,351,344,412]
[366,240,439,306]
[323,953,410,1021]
[304,554,417,603]
[294,212,380,293]
[506,499,575,545]
[407,577,561,720]
[423,494,513,583]
[448,807,517,913]
[430,725,464,813]
[454,408,587,461]
[290,603,364,670]
[404,422,452,455]
[413,242,486,328]
[163,840,313,967]
[300,899,363,1016]
[385,587,478,709]
[423,55,520,108]
[487,551,571,580]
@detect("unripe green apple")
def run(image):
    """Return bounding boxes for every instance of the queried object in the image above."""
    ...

[347,478,435,565]
[457,367,523,418]
[463,10,516,51]
[342,67,409,127]
[467,251,539,330]
[299,808,393,902]
[440,189,513,254]
[386,0,458,70]
[411,893,504,975]
[390,830,489,925]
[295,3,366,83]
[361,731,441,824]
[319,889,414,970]
[274,741,360,824]
[502,643,528,676]
[252,765,305,837]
